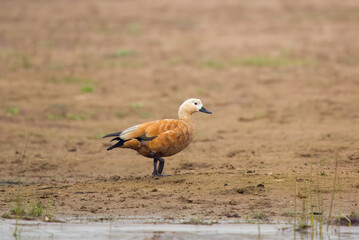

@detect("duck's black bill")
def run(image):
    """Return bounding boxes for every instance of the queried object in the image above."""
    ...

[199,106,212,114]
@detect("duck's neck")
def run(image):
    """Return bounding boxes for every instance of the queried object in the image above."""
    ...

[178,110,193,121]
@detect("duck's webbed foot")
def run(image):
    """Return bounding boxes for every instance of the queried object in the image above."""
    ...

[152,156,171,177]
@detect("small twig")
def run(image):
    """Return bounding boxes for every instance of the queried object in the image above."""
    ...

[327,153,339,232]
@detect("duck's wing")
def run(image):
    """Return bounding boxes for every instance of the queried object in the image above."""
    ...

[120,121,157,141]
[144,119,180,137]
[103,121,153,150]
[121,119,180,140]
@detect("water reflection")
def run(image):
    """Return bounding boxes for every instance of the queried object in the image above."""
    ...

[0,218,358,240]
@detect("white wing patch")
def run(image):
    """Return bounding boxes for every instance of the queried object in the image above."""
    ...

[120,124,140,140]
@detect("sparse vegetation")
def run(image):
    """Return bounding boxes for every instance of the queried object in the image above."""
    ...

[232,55,312,68]
[47,107,95,121]
[202,54,314,69]
[182,216,217,225]
[4,197,48,220]
[46,63,64,71]
[81,84,94,93]
[66,112,91,121]
[138,111,153,119]
[5,106,19,116]
[13,217,21,238]
[45,76,93,84]
[125,23,143,35]
[253,210,267,222]
[0,49,32,70]
[115,111,130,119]
[327,155,338,231]
[12,196,24,217]
[289,154,353,239]
[0,2,358,239]
[129,102,143,109]
[111,49,136,58]
[168,58,182,65]
[47,112,64,120]
[3,135,55,224]
[203,60,223,69]
[21,55,31,69]
[283,211,296,217]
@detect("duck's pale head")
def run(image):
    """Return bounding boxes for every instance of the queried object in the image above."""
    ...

[178,98,212,119]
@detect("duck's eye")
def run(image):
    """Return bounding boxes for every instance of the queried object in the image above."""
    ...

[194,102,198,105]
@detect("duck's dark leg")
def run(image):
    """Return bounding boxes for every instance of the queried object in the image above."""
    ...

[150,153,170,177]
[152,157,159,176]
[157,157,170,177]
[157,157,164,174]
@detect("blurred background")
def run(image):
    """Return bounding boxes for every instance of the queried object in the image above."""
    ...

[0,0,358,182]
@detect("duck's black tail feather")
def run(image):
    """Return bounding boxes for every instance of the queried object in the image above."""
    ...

[110,137,121,142]
[107,138,126,151]
[104,131,129,151]
[103,131,122,138]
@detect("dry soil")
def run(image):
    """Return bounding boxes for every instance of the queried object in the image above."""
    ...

[0,0,358,223]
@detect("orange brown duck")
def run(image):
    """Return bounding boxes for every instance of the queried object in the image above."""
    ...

[103,98,212,177]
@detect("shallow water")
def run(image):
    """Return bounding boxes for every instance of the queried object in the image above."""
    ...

[1,218,358,240]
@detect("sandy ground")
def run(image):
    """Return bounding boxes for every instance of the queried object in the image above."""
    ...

[0,0,358,223]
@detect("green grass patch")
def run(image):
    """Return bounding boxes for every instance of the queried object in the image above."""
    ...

[81,84,94,93]
[129,102,143,109]
[26,201,43,218]
[4,196,43,220]
[112,49,136,58]
[203,60,223,69]
[188,216,202,224]
[181,216,217,225]
[12,196,24,217]
[5,106,19,116]
[66,112,92,121]
[253,210,268,222]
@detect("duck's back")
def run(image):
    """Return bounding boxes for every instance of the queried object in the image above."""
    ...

[122,119,195,158]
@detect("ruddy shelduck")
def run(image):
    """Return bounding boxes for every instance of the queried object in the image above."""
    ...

[103,98,212,176]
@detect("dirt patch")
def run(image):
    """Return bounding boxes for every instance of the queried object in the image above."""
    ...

[0,0,358,222]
